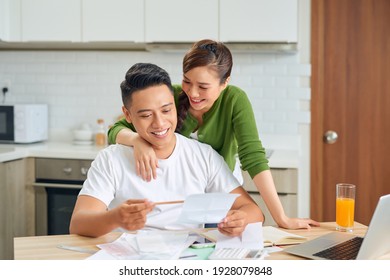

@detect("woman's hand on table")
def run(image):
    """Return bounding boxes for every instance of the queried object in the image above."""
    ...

[278,216,320,230]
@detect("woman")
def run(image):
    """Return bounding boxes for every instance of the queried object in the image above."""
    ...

[108,39,319,230]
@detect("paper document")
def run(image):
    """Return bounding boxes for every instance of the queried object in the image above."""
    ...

[177,193,240,224]
[205,222,264,250]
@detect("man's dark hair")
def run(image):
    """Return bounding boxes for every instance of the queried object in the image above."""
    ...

[120,63,174,108]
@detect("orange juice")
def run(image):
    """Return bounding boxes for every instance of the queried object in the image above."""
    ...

[336,197,355,228]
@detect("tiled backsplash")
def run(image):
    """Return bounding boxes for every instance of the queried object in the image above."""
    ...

[0,50,310,147]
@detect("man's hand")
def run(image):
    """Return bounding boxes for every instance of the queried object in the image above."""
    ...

[217,210,249,237]
[114,199,155,231]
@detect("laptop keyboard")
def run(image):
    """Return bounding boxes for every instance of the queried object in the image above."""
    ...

[313,236,364,260]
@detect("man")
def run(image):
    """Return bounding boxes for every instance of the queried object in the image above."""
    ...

[70,63,263,238]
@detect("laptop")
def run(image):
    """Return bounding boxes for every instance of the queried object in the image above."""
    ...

[284,194,390,260]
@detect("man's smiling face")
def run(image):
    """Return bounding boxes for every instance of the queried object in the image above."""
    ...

[122,84,177,157]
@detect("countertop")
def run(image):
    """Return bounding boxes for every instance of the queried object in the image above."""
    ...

[0,141,299,168]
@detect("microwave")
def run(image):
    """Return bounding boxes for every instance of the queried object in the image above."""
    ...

[0,104,48,143]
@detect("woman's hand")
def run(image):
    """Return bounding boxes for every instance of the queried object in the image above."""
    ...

[217,210,249,237]
[278,216,320,230]
[133,136,159,181]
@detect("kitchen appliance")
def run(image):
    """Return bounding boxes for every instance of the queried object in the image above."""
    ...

[33,158,91,235]
[0,104,48,143]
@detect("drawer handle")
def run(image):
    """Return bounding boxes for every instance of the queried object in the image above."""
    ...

[80,167,89,176]
[63,167,72,174]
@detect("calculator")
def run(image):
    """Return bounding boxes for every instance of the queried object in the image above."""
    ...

[208,248,265,260]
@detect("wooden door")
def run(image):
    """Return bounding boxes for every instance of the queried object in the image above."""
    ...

[311,0,390,225]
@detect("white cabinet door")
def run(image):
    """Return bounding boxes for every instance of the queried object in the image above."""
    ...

[220,0,298,43]
[0,0,21,41]
[145,0,218,43]
[21,0,81,42]
[82,0,144,42]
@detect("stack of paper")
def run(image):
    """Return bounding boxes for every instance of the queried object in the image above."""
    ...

[87,230,197,260]
[212,222,264,250]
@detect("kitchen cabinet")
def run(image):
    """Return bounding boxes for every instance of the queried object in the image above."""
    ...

[0,158,34,260]
[82,0,144,42]
[21,0,81,42]
[1,0,298,48]
[2,0,143,43]
[242,168,298,226]
[0,0,21,41]
[220,0,298,43]
[145,0,297,44]
[144,0,218,43]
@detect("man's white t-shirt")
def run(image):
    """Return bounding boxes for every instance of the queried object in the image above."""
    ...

[80,133,240,229]
[190,130,244,185]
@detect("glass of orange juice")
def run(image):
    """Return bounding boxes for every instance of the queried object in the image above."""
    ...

[336,183,356,232]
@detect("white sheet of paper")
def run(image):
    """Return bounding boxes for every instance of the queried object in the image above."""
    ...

[96,234,140,260]
[136,234,171,253]
[214,222,264,250]
[134,230,190,256]
[86,249,118,260]
[177,193,240,224]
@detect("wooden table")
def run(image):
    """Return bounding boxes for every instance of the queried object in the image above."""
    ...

[13,222,390,260]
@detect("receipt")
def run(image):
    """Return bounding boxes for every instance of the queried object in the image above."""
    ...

[177,193,240,224]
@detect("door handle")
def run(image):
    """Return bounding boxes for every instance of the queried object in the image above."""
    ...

[323,130,338,144]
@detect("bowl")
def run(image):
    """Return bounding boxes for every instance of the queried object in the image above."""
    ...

[73,129,93,141]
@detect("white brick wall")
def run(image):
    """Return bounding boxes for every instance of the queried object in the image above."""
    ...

[0,50,310,147]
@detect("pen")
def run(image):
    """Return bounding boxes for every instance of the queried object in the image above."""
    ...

[154,200,184,205]
[179,254,198,259]
[57,244,97,254]
[264,243,302,247]
[190,243,216,249]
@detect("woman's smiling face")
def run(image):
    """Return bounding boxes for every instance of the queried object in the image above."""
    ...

[182,66,229,115]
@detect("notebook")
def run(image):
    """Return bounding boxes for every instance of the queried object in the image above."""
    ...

[198,225,306,247]
[284,194,390,260]
[262,226,306,247]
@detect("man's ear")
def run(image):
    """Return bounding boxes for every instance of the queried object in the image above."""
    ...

[122,106,132,123]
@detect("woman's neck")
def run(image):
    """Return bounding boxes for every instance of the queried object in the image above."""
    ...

[189,108,204,126]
